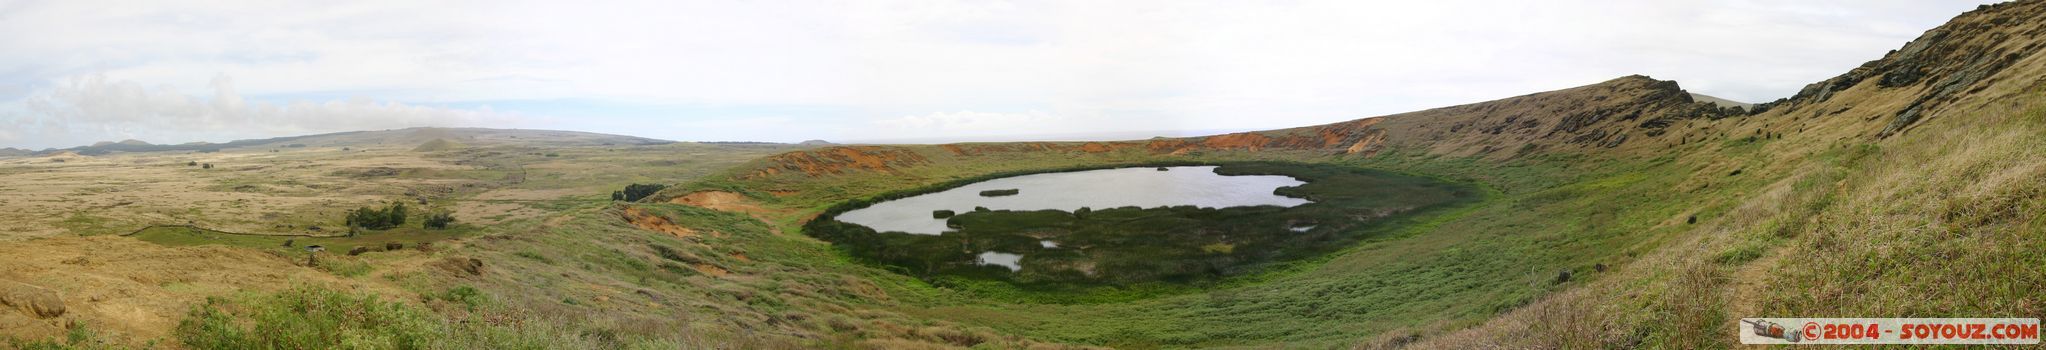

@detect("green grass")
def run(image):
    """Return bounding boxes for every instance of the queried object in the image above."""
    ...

[129,224,472,256]
[57,213,127,236]
[176,286,441,349]
[682,142,1789,348]
[171,284,788,349]
[4,321,131,350]
[119,95,2046,349]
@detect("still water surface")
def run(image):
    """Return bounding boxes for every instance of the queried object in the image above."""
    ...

[835,166,1311,235]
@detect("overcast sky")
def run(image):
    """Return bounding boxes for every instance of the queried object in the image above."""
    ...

[0,0,2003,149]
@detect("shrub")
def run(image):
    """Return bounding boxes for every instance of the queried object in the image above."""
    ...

[8,320,106,350]
[423,212,456,230]
[187,161,198,166]
[345,202,409,230]
[175,286,438,349]
[435,286,487,311]
[202,163,214,169]
[612,183,667,202]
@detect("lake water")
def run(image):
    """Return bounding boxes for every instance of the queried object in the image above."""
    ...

[834,166,1311,235]
[978,252,1023,271]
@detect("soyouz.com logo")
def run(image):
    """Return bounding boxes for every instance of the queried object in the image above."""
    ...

[1740,318,2039,345]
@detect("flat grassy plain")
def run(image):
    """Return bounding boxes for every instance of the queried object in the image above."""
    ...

[0,130,805,348]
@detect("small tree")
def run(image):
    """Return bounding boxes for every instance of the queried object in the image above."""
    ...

[344,201,410,231]
[202,163,213,169]
[615,183,667,202]
[424,212,456,230]
[386,202,407,227]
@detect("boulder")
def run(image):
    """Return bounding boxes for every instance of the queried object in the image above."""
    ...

[438,257,486,276]
[1,281,65,319]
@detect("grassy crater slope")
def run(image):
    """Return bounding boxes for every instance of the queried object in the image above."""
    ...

[25,2,2044,349]
[624,2,2046,347]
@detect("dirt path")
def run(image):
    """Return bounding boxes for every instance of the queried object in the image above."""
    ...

[1725,244,1791,326]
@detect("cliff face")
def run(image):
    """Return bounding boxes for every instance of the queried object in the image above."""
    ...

[734,0,2046,180]
[1336,75,1720,158]
[1758,1,2046,137]
[745,146,932,178]
[738,75,1725,178]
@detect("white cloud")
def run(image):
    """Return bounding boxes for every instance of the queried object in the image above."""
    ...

[0,0,2006,147]
[876,110,1066,133]
[9,73,522,147]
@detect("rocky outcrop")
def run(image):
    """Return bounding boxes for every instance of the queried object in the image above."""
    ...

[1,281,65,319]
[737,75,1729,179]
[746,146,932,178]
[1328,75,1725,158]
[623,207,698,238]
[1757,1,2045,137]
[731,1,2046,180]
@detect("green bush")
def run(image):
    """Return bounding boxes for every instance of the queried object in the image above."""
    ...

[423,212,456,230]
[175,286,438,349]
[434,286,488,311]
[346,202,408,230]
[5,320,108,350]
[611,183,667,202]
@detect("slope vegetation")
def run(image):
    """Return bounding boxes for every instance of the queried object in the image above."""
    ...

[637,2,2046,347]
[10,2,2044,349]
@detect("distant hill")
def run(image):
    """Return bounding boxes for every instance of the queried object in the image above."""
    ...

[34,127,674,155]
[798,140,837,146]
[411,138,465,152]
[1688,93,1753,109]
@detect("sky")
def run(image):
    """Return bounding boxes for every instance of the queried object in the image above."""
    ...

[0,0,2005,149]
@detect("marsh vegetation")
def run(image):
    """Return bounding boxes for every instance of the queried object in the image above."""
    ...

[808,162,1481,291]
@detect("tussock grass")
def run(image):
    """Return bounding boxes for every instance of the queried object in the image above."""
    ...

[1402,91,2046,349]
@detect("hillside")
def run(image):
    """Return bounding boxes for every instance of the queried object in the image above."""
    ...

[34,127,673,155]
[1689,93,1753,109]
[642,1,2046,347]
[4,2,2044,349]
